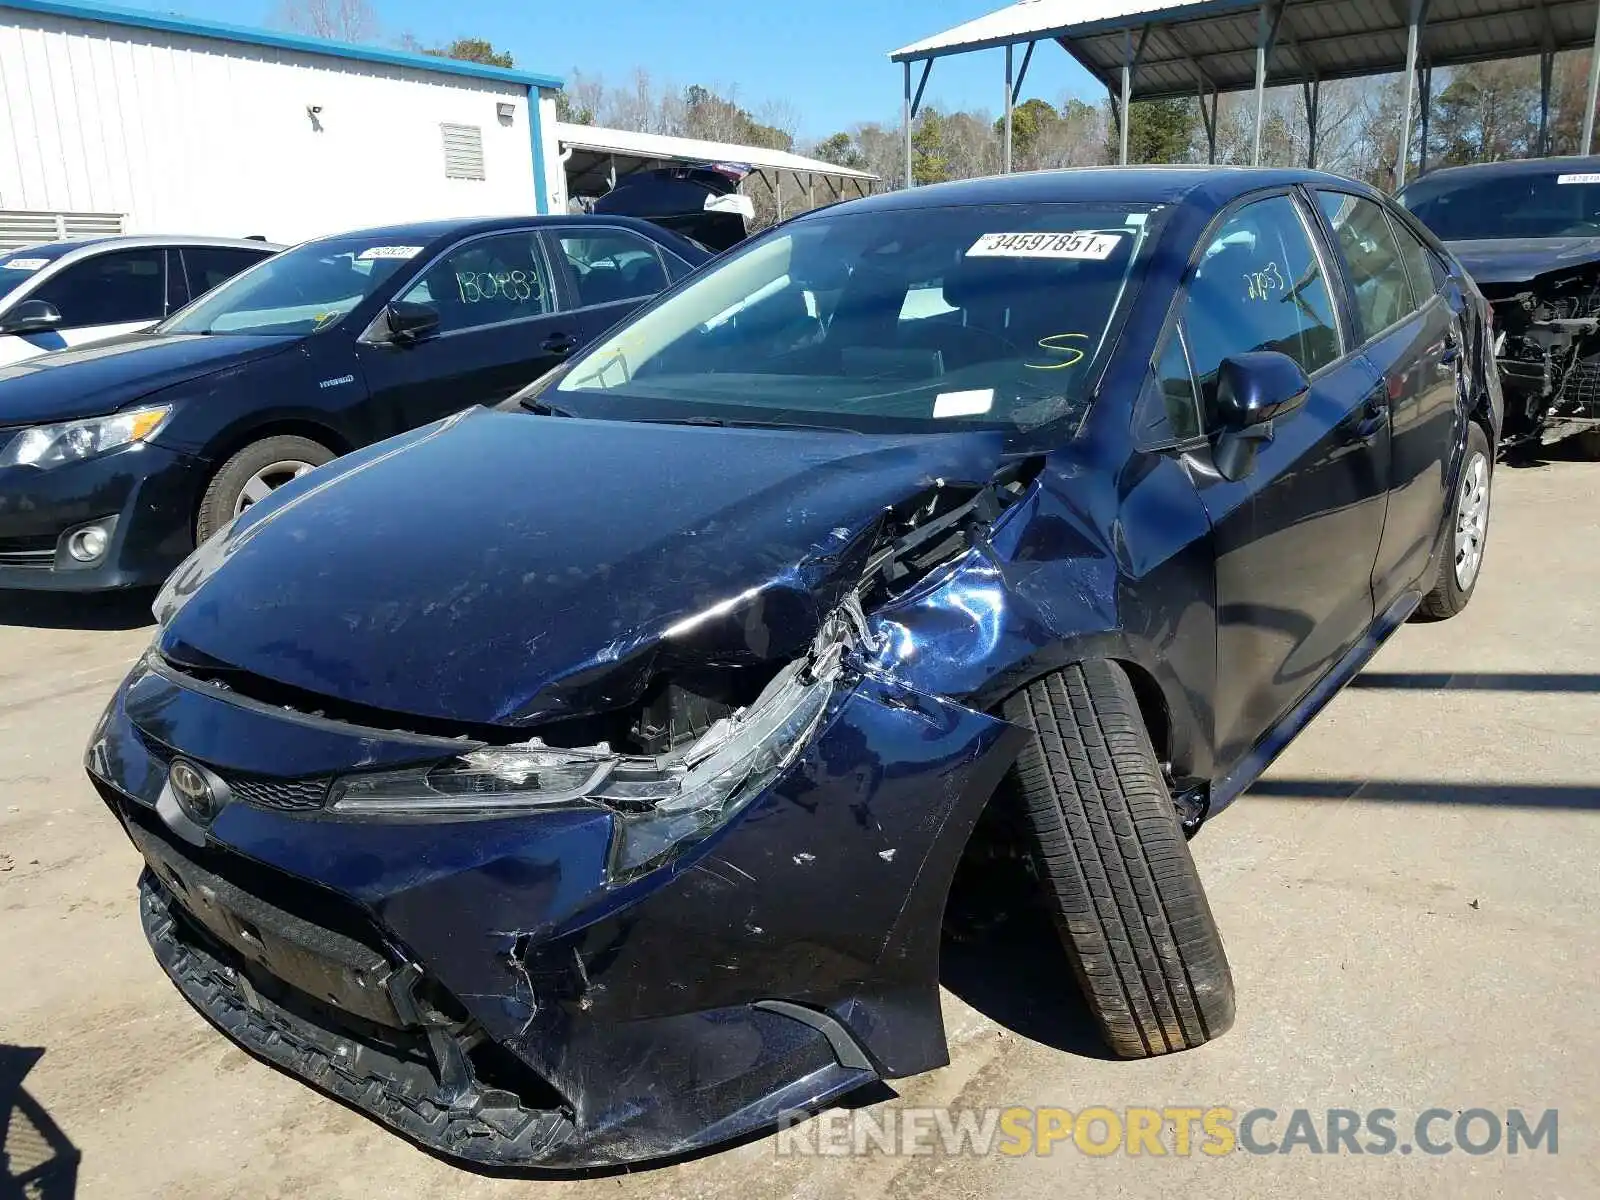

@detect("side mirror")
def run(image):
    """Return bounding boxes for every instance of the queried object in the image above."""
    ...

[1212,351,1309,481]
[379,300,440,344]
[0,299,63,335]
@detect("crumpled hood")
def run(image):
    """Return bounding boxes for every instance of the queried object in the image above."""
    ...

[1446,237,1600,288]
[159,407,1007,728]
[0,333,296,426]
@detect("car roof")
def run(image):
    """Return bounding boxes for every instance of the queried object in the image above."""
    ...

[1406,154,1600,186]
[815,166,1383,218]
[4,235,284,255]
[298,214,710,264]
[306,214,701,246]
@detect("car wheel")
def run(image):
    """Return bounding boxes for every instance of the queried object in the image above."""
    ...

[1569,428,1600,461]
[196,435,335,543]
[1416,421,1492,621]
[1001,660,1235,1059]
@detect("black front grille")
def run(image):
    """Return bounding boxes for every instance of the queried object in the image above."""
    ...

[133,729,330,813]
[227,775,331,812]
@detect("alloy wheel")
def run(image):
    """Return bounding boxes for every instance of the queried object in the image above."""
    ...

[1454,451,1490,590]
[233,460,317,517]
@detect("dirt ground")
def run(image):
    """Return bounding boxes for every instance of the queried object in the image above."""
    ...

[2,454,1596,1200]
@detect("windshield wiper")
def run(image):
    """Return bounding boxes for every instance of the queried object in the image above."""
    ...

[518,396,578,417]
[631,415,865,435]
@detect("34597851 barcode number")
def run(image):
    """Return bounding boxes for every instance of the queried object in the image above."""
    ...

[965,232,1122,260]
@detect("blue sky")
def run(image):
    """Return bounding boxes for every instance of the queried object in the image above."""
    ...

[118,0,1103,141]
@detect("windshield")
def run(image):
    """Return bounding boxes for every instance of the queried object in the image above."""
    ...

[551,201,1161,436]
[1399,168,1600,240]
[160,236,425,336]
[0,243,74,306]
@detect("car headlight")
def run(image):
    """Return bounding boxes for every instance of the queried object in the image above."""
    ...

[0,404,171,469]
[330,651,838,879]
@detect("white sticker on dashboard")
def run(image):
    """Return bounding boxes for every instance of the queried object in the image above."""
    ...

[966,231,1121,260]
[357,245,423,260]
[933,388,995,418]
[1557,173,1600,184]
[1,257,48,271]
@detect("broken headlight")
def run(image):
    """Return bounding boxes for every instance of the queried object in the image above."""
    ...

[328,654,837,878]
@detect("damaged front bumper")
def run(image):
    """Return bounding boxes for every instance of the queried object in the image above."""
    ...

[88,647,1024,1169]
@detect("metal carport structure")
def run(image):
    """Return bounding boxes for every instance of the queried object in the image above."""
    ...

[890,0,1600,186]
[554,123,878,218]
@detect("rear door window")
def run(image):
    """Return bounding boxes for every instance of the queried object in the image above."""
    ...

[184,246,273,298]
[1387,215,1443,306]
[1317,191,1417,339]
[27,248,166,328]
[555,229,671,308]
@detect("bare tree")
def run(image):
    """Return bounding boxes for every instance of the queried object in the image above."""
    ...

[275,0,380,42]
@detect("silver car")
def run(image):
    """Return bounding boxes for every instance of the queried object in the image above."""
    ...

[0,235,281,367]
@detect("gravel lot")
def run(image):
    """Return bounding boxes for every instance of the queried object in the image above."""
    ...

[3,453,1596,1200]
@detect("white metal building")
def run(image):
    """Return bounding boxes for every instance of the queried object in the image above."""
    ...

[0,0,567,248]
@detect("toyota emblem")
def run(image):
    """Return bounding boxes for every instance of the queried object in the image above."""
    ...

[168,759,218,823]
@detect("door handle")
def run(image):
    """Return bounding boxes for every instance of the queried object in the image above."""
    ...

[1355,389,1388,440]
[542,332,580,355]
[1439,332,1460,364]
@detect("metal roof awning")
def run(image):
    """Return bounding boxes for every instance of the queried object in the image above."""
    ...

[888,0,1600,186]
[892,0,1600,100]
[556,122,877,201]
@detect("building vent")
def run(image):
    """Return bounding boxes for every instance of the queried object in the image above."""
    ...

[0,210,125,251]
[441,123,486,181]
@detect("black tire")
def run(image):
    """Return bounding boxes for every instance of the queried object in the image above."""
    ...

[196,435,335,543]
[1416,421,1492,621]
[1002,661,1235,1059]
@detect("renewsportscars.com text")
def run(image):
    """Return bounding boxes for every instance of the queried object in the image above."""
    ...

[776,1106,1559,1158]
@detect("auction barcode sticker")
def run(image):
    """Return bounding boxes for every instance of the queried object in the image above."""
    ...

[966,232,1121,260]
[357,245,423,260]
[1557,173,1600,184]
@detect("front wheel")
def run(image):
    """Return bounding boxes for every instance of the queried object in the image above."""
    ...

[196,435,335,543]
[1002,660,1235,1058]
[1417,421,1492,621]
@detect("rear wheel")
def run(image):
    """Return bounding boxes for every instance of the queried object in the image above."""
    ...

[196,435,335,543]
[1417,421,1492,621]
[1001,660,1235,1059]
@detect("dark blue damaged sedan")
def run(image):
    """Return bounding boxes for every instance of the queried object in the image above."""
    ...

[87,166,1499,1169]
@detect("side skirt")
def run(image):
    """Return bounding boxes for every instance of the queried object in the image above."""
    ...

[1207,588,1422,816]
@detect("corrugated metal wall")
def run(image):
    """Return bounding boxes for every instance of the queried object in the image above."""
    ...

[0,10,544,244]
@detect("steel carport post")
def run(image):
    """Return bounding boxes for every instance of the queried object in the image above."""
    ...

[1303,77,1320,168]
[1540,50,1555,155]
[1120,29,1132,165]
[1584,0,1600,154]
[1001,40,1036,175]
[1419,64,1433,173]
[1253,2,1268,164]
[902,58,932,188]
[1004,44,1014,174]
[1397,0,1423,188]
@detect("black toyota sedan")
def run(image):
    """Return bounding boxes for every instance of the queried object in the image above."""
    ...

[0,215,707,590]
[1399,155,1600,454]
[89,168,1497,1169]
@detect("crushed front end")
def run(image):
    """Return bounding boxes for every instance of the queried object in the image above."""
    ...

[87,605,1025,1169]
[1480,267,1600,447]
